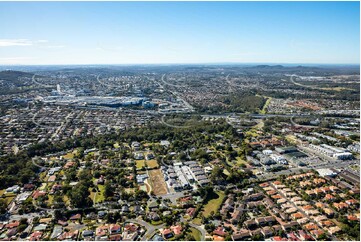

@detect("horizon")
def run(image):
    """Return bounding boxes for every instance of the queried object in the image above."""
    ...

[0,1,360,65]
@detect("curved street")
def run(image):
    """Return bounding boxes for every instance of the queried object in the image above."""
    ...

[126,218,164,241]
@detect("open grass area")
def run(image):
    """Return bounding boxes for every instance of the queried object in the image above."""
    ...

[89,185,105,204]
[285,134,298,145]
[39,183,47,191]
[136,160,145,169]
[150,220,163,226]
[96,185,105,203]
[63,195,70,205]
[245,128,261,138]
[139,185,148,192]
[4,195,15,206]
[146,159,158,169]
[260,97,272,114]
[124,188,136,193]
[202,190,225,217]
[63,152,75,159]
[192,217,202,226]
[235,157,248,166]
[47,194,54,206]
[223,169,230,176]
[0,189,5,196]
[189,228,202,241]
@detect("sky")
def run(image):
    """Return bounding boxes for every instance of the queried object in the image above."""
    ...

[0,1,359,65]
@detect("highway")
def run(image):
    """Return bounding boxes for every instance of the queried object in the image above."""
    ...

[31,75,54,88]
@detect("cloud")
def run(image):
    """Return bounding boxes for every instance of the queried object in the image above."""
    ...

[0,39,64,49]
[42,45,65,49]
[36,40,49,43]
[0,39,33,47]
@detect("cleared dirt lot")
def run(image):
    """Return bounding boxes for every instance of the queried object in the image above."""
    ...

[148,169,168,195]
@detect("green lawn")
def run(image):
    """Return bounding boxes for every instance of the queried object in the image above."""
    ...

[235,157,248,166]
[4,195,15,205]
[202,190,225,217]
[89,185,105,204]
[260,97,272,114]
[192,217,202,225]
[47,194,54,206]
[150,220,163,226]
[136,160,145,169]
[96,185,105,203]
[63,152,75,159]
[189,228,202,241]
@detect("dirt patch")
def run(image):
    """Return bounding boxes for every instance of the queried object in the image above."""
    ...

[148,169,167,195]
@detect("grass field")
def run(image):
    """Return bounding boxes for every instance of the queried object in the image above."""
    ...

[146,160,158,169]
[260,97,272,114]
[189,228,202,241]
[202,190,225,217]
[235,157,248,166]
[192,217,202,225]
[136,160,145,169]
[4,195,15,205]
[0,189,5,196]
[96,185,105,203]
[47,194,54,206]
[139,185,148,192]
[63,152,75,159]
[148,169,167,195]
[285,134,298,145]
[89,185,105,204]
[39,183,47,191]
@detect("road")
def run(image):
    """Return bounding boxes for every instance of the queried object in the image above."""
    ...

[126,218,164,241]
[32,75,54,88]
[160,115,194,129]
[189,222,206,241]
[159,74,194,112]
[290,115,317,128]
[32,109,56,129]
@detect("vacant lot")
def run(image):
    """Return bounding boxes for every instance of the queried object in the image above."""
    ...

[202,190,225,217]
[146,159,158,169]
[136,160,145,169]
[148,169,167,195]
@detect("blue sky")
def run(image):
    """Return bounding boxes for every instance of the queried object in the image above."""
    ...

[0,1,359,65]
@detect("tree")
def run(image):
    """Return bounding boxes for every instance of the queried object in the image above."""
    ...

[104,181,112,198]
[185,234,196,241]
[210,166,223,182]
[67,183,93,208]
[0,198,7,214]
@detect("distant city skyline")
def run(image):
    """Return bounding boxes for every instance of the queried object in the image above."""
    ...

[0,1,359,65]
